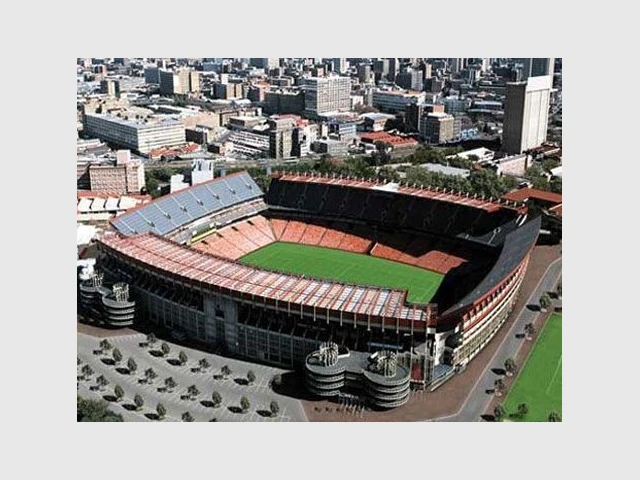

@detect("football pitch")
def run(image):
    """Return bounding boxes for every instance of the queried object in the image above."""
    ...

[240,242,444,303]
[503,313,562,421]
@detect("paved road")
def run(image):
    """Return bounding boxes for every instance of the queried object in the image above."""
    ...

[77,333,308,422]
[434,257,562,422]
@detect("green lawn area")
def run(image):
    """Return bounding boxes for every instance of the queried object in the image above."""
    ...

[503,313,562,422]
[239,242,444,304]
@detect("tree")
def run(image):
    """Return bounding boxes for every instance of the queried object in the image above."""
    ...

[240,396,250,413]
[99,339,113,353]
[156,403,166,421]
[221,365,231,378]
[270,400,280,417]
[178,351,188,366]
[247,370,256,385]
[114,384,124,403]
[494,378,504,396]
[81,364,94,380]
[127,357,137,375]
[557,280,562,299]
[134,394,144,411]
[271,374,282,388]
[198,358,210,372]
[146,333,157,346]
[112,348,122,365]
[77,356,82,366]
[182,412,194,422]
[493,405,506,422]
[187,385,200,400]
[77,396,123,422]
[211,391,222,408]
[144,367,157,384]
[165,377,177,392]
[517,403,529,417]
[504,358,517,377]
[539,293,552,312]
[524,322,536,340]
[96,375,109,391]
[548,411,562,422]
[161,342,170,357]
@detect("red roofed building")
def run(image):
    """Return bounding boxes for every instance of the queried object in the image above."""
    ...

[360,132,419,149]
[502,187,562,209]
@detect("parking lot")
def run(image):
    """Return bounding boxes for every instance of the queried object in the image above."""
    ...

[77,332,307,422]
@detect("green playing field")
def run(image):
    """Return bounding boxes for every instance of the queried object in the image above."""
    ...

[239,242,444,303]
[503,313,562,422]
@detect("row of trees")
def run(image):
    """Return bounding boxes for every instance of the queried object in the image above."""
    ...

[494,404,561,422]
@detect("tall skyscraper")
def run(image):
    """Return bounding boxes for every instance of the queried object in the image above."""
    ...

[519,58,555,80]
[303,76,351,116]
[502,75,552,154]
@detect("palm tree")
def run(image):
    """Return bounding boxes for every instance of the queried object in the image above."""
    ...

[240,396,250,413]
[178,351,188,366]
[77,356,82,366]
[270,400,280,417]
[146,333,157,346]
[134,394,144,411]
[99,339,113,353]
[211,391,222,408]
[548,411,562,422]
[187,385,200,400]
[144,367,158,384]
[247,370,256,385]
[494,378,504,396]
[164,377,177,392]
[114,384,125,403]
[493,405,506,422]
[127,357,137,375]
[81,364,94,380]
[161,342,171,357]
[539,293,552,312]
[182,412,194,422]
[517,403,529,417]
[112,348,123,365]
[504,358,517,377]
[221,365,231,378]
[156,403,166,421]
[198,358,210,372]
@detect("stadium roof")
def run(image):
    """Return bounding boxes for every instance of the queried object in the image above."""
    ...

[274,172,515,213]
[99,233,435,324]
[111,171,263,237]
[442,215,541,316]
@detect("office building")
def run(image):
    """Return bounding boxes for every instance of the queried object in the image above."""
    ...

[519,58,554,80]
[405,103,444,133]
[502,75,552,154]
[100,79,120,97]
[357,64,372,84]
[303,76,351,117]
[83,150,146,194]
[268,117,295,159]
[420,112,455,144]
[371,89,425,113]
[84,113,186,155]
[250,58,280,70]
[395,69,423,91]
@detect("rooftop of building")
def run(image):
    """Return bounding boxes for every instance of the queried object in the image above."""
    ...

[85,112,183,129]
[502,187,562,205]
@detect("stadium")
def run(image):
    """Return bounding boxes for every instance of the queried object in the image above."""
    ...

[82,170,540,408]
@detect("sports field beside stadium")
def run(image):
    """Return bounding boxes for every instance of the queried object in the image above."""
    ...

[240,242,444,303]
[503,313,562,422]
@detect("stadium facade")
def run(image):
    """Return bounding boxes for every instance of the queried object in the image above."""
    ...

[81,171,540,408]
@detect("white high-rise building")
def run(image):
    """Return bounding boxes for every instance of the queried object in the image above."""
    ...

[502,75,552,154]
[303,76,351,116]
